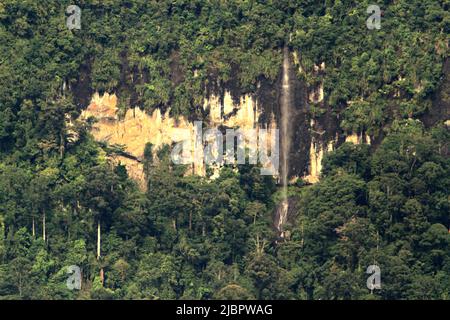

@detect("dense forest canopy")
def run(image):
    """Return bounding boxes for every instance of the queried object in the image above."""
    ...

[0,0,449,299]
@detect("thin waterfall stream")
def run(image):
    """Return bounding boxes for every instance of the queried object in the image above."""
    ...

[277,47,292,238]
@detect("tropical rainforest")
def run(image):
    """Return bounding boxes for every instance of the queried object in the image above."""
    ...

[0,0,449,300]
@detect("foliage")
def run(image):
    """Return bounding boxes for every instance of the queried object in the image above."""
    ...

[0,0,448,300]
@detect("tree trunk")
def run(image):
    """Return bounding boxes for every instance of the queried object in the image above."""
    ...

[59,132,65,158]
[32,218,35,238]
[189,212,192,231]
[97,221,101,260]
[42,212,46,242]
[172,219,176,231]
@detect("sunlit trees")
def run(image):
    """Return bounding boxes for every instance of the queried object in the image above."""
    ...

[0,0,448,300]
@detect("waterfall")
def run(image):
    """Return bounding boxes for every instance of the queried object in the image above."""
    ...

[277,47,291,238]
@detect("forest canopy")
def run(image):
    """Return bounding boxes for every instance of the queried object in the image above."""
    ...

[0,0,449,300]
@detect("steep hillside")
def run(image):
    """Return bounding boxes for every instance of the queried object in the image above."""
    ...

[0,1,448,300]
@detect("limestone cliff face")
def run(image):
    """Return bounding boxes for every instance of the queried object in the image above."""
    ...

[81,93,200,188]
[345,132,371,145]
[83,92,194,159]
[81,91,278,188]
[205,91,259,128]
[77,50,393,189]
[291,54,373,183]
[303,120,335,184]
[302,124,371,184]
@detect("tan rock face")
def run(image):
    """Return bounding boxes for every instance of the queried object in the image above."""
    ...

[81,52,351,188]
[204,91,259,128]
[308,82,324,103]
[303,139,331,184]
[111,155,146,189]
[303,132,372,184]
[81,93,201,188]
[308,62,325,104]
[345,132,371,145]
[82,93,194,158]
[81,91,276,189]
[84,93,118,119]
[80,93,369,188]
[303,121,372,184]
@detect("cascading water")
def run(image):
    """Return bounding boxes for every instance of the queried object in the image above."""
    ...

[276,47,292,238]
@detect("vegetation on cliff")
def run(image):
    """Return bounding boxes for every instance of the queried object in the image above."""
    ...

[0,0,448,299]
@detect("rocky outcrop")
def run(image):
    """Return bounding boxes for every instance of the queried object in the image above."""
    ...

[77,51,447,190]
[80,91,278,189]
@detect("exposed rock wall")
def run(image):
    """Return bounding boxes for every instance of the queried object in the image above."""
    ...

[77,51,447,189]
[80,91,278,188]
